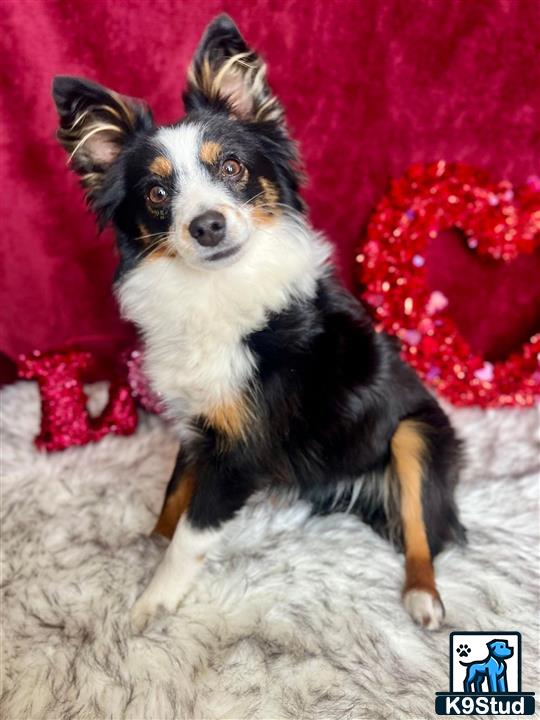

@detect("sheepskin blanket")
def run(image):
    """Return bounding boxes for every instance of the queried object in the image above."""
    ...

[1,382,539,719]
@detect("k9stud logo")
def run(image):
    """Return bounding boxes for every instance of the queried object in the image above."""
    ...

[435,632,535,715]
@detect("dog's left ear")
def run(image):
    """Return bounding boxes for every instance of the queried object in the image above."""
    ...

[184,14,283,124]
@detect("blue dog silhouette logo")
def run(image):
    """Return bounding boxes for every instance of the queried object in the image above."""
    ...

[459,638,513,693]
[435,631,535,715]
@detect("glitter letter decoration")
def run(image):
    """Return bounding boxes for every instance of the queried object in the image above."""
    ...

[18,350,138,451]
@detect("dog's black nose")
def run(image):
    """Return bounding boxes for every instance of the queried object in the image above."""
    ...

[188,210,226,247]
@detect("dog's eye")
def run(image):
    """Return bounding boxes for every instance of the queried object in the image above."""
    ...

[147,185,169,206]
[221,159,243,179]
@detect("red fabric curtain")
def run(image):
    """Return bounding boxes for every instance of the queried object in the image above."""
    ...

[2,0,539,377]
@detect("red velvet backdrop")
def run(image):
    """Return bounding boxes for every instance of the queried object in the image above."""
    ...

[2,0,539,380]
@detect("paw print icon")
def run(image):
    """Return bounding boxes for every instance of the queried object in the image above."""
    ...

[456,643,471,658]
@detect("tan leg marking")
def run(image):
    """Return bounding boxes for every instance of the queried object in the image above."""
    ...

[149,156,172,177]
[391,420,444,629]
[199,141,222,165]
[391,420,436,594]
[153,468,196,540]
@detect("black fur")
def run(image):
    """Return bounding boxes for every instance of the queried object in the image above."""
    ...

[164,275,464,557]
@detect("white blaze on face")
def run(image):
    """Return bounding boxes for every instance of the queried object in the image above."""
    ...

[155,124,249,267]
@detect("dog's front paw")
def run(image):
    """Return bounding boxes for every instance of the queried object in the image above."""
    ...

[403,589,445,631]
[131,594,161,633]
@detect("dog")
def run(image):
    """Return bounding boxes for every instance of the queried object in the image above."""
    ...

[52,14,464,633]
[460,640,513,693]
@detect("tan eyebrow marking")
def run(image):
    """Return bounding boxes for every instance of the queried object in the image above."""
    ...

[199,141,222,165]
[149,156,172,177]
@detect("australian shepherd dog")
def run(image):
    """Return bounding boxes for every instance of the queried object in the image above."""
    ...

[52,15,463,633]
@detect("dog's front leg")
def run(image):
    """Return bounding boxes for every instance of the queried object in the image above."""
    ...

[152,445,194,539]
[131,516,220,632]
[131,460,253,633]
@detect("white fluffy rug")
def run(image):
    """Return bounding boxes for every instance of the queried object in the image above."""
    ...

[1,382,539,719]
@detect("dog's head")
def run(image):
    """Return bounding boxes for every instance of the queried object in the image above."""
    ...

[488,640,513,660]
[52,15,303,276]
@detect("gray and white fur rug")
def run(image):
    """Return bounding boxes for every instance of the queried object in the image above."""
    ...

[1,382,539,719]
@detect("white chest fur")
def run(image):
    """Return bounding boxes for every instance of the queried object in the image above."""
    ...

[117,219,331,421]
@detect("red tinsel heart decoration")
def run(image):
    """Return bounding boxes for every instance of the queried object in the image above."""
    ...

[426,229,540,361]
[357,161,540,407]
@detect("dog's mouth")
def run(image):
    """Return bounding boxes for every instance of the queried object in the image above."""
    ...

[207,244,242,263]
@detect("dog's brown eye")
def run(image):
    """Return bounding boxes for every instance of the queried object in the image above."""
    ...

[221,159,243,179]
[147,185,168,205]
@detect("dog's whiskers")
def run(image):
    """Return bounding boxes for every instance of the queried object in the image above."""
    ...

[241,190,266,207]
[138,231,170,242]
[131,235,170,263]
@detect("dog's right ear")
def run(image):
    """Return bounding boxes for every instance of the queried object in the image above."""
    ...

[52,76,154,203]
[184,15,283,125]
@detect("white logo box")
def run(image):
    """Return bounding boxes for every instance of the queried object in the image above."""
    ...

[450,632,520,693]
